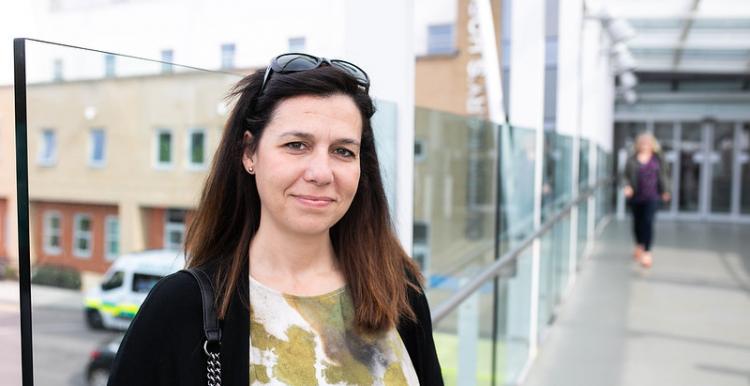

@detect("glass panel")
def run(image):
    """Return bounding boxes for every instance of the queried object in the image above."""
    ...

[499,126,537,246]
[577,197,589,264]
[679,122,703,212]
[542,133,572,219]
[710,122,734,214]
[495,249,534,384]
[413,108,498,285]
[538,216,570,340]
[430,278,495,386]
[579,139,590,189]
[654,122,675,212]
[742,123,750,214]
[20,39,242,386]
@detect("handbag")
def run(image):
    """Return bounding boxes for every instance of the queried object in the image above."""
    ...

[183,268,222,386]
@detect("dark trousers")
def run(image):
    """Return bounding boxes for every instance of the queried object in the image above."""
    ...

[630,200,659,251]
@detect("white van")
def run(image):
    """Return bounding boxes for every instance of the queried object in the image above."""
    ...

[84,250,185,330]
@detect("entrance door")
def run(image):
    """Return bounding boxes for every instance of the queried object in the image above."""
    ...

[708,122,735,215]
[678,122,704,215]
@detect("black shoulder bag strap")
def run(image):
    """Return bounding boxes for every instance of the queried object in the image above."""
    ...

[183,268,222,386]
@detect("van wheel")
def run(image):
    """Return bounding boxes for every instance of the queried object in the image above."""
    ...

[86,309,104,330]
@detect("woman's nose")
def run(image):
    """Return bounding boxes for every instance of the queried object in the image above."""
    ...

[303,149,333,185]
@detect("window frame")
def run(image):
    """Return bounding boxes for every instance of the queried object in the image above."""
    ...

[154,128,174,169]
[427,23,456,55]
[73,213,93,259]
[42,211,62,255]
[164,209,186,250]
[220,43,236,69]
[288,37,306,53]
[186,128,207,170]
[38,128,57,166]
[89,128,107,168]
[104,215,119,261]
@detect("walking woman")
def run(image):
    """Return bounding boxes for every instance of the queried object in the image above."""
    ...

[108,53,443,385]
[623,132,671,268]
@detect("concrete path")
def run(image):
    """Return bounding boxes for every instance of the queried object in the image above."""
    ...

[523,220,750,386]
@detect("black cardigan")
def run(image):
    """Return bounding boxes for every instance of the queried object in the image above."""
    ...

[107,265,443,386]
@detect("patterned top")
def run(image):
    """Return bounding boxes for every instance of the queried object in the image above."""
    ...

[634,156,661,202]
[249,276,420,386]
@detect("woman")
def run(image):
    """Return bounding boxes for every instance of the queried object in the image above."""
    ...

[623,132,671,268]
[108,53,443,385]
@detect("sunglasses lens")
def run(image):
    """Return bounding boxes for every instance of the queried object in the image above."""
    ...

[275,54,319,72]
[331,60,369,85]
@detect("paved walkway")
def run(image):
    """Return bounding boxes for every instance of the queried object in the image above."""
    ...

[524,220,750,386]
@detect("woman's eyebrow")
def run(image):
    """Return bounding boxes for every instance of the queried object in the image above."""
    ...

[335,138,361,147]
[278,131,360,147]
[278,131,314,141]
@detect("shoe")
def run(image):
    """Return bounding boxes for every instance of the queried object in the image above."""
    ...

[634,245,644,262]
[640,252,652,268]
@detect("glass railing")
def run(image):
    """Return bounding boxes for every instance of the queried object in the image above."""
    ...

[11,38,402,386]
[414,107,615,385]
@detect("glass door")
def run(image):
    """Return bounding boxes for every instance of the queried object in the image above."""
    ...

[708,122,735,215]
[678,122,704,214]
[740,123,750,215]
[654,122,677,214]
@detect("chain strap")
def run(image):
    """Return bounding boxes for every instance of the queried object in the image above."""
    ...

[204,340,222,386]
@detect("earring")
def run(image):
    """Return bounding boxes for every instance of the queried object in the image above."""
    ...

[247,166,254,174]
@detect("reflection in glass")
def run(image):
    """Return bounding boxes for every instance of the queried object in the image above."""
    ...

[742,124,750,214]
[679,123,703,212]
[710,122,734,214]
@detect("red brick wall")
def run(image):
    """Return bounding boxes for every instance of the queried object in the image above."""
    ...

[146,207,165,250]
[33,201,118,274]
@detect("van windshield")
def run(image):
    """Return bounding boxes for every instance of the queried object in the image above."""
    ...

[132,273,163,293]
[101,271,124,291]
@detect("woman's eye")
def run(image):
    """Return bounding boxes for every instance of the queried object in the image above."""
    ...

[335,148,355,158]
[285,142,306,151]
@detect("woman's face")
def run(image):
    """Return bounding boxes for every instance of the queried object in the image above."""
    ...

[243,94,362,237]
[637,136,653,153]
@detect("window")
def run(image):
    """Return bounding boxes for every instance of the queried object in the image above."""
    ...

[53,58,63,81]
[414,140,427,162]
[105,216,119,261]
[164,209,186,250]
[187,129,206,168]
[220,43,235,69]
[38,129,57,166]
[288,37,306,53]
[132,273,163,293]
[89,128,106,167]
[161,49,173,73]
[155,129,173,168]
[412,222,430,271]
[73,214,93,258]
[43,211,62,255]
[101,271,124,291]
[104,54,116,77]
[427,24,455,55]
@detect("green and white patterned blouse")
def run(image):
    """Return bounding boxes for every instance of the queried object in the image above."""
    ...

[249,276,420,385]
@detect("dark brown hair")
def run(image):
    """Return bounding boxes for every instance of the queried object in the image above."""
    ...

[184,65,423,333]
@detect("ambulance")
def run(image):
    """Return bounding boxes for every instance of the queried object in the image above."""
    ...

[84,249,185,330]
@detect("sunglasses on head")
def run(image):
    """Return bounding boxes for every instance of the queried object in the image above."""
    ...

[260,53,370,94]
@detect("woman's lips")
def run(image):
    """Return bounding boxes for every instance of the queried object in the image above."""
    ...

[292,195,335,208]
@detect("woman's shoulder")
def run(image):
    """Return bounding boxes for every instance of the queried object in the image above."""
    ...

[138,270,203,318]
